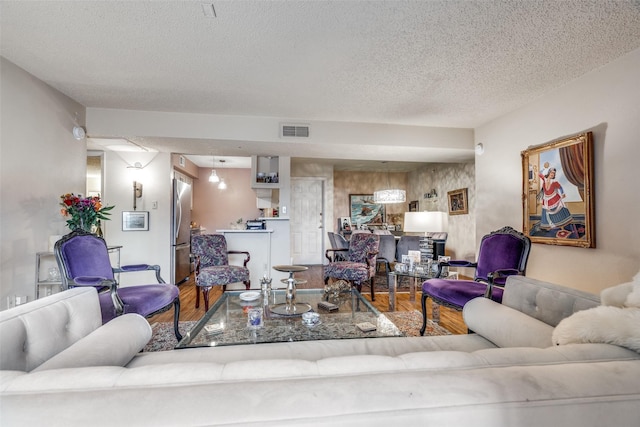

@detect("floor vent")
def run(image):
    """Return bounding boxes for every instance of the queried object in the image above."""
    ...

[281,124,310,138]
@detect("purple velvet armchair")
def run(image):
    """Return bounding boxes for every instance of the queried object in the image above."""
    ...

[324,232,380,300]
[191,234,251,311]
[54,230,182,340]
[420,226,531,335]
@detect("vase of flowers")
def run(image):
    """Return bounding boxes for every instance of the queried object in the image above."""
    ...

[59,193,114,233]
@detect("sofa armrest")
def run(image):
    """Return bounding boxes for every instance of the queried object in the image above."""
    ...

[33,314,151,372]
[463,297,554,348]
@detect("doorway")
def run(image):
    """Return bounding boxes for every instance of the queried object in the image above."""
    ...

[290,178,325,265]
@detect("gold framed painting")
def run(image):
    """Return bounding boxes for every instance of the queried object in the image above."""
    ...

[521,132,595,248]
[447,188,468,215]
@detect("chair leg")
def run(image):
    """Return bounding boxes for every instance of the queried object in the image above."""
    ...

[244,280,250,290]
[370,277,375,301]
[195,285,201,309]
[420,293,429,336]
[173,298,182,341]
[203,287,211,311]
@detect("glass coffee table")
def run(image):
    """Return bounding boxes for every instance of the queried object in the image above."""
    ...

[176,288,402,349]
[388,269,435,311]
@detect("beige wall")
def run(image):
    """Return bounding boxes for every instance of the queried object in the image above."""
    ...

[408,162,476,263]
[192,167,261,232]
[0,58,87,306]
[332,171,408,230]
[476,47,640,293]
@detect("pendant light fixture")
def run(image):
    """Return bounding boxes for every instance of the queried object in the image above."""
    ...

[217,159,227,190]
[373,162,406,204]
[208,155,220,183]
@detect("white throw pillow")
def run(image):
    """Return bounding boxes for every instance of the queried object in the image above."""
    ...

[552,305,640,353]
[625,283,640,308]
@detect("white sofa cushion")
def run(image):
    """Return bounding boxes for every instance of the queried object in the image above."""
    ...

[463,297,555,348]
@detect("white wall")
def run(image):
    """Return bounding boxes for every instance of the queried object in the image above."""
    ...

[475,47,640,293]
[0,58,86,307]
[101,151,173,286]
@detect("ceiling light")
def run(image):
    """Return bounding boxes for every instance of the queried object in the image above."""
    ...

[373,162,406,204]
[374,189,406,204]
[216,159,227,190]
[209,155,220,183]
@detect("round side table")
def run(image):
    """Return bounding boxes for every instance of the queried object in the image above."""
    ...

[271,265,311,315]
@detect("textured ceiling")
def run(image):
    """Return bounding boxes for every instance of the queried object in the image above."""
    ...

[2,1,640,168]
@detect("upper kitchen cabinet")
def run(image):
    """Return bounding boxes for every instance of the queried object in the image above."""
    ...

[251,156,290,189]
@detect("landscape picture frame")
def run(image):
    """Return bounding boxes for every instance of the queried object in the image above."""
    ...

[521,132,594,248]
[122,211,149,231]
[349,194,385,227]
[447,188,468,215]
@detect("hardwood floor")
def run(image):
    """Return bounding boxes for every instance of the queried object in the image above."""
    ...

[148,265,468,335]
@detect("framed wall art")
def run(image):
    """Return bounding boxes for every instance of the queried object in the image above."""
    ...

[338,217,351,231]
[122,211,149,231]
[447,188,468,215]
[349,194,385,227]
[521,132,594,247]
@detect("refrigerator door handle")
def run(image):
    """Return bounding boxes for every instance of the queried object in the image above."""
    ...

[174,186,182,241]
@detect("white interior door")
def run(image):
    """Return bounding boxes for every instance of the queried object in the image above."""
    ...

[290,178,324,264]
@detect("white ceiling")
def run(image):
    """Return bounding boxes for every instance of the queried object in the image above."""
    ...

[3,1,640,170]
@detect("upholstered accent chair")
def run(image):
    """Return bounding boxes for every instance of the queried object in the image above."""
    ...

[324,232,380,300]
[191,234,251,311]
[420,226,531,335]
[55,230,182,340]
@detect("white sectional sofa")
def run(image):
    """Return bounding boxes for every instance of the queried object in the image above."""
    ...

[2,276,640,426]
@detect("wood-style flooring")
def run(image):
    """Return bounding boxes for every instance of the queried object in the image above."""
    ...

[148,265,467,335]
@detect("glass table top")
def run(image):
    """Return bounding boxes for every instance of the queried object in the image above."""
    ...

[176,288,402,349]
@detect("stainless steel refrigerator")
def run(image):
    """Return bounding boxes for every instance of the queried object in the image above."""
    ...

[171,179,192,285]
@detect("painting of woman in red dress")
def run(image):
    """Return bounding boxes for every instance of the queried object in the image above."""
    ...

[538,164,573,230]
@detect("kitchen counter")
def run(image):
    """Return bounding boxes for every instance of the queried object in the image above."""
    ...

[216,221,290,289]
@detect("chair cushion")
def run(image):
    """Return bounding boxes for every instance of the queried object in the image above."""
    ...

[324,262,370,284]
[196,265,250,287]
[98,285,179,323]
[422,279,503,309]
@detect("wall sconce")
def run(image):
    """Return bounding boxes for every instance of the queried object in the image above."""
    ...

[133,181,143,210]
[475,143,484,156]
[424,189,438,199]
[128,162,143,210]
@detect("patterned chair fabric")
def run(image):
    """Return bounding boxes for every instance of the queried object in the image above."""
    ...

[54,230,182,340]
[191,234,251,311]
[419,226,531,335]
[324,233,380,300]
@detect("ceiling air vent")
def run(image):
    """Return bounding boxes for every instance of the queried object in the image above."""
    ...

[281,124,310,138]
